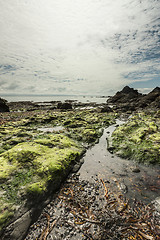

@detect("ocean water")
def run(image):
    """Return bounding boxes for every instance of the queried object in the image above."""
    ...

[1,95,108,104]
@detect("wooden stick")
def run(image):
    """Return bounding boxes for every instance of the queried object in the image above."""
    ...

[100,178,109,199]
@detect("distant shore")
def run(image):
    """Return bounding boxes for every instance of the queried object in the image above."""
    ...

[0,94,109,104]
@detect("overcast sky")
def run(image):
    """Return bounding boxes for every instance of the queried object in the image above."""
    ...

[0,0,159,96]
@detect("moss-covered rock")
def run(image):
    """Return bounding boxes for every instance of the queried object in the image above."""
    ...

[111,111,160,164]
[0,133,83,231]
[0,108,116,233]
[61,109,115,144]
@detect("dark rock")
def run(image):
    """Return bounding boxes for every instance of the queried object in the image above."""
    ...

[107,86,160,112]
[132,168,140,173]
[97,105,113,113]
[57,102,72,110]
[107,86,142,105]
[121,86,139,95]
[0,98,9,112]
[138,87,160,108]
[151,96,160,108]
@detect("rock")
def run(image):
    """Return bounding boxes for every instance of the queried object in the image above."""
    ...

[132,167,140,173]
[121,86,139,95]
[144,87,160,101]
[107,86,160,112]
[72,163,81,173]
[0,98,9,112]
[118,183,128,193]
[138,87,160,107]
[2,210,32,240]
[152,197,160,213]
[107,86,142,104]
[57,102,72,110]
[152,197,160,220]
[97,105,113,113]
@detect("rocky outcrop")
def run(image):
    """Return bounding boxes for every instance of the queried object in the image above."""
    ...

[107,86,160,112]
[138,87,160,108]
[107,86,142,104]
[0,98,9,112]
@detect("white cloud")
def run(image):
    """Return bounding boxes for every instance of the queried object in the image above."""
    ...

[0,0,159,95]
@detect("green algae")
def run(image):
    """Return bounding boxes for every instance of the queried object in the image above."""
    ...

[112,111,160,164]
[0,204,14,231]
[0,108,116,231]
[61,110,115,143]
[26,181,46,195]
[0,134,81,191]
[0,132,82,230]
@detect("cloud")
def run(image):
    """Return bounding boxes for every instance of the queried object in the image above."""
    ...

[5,82,19,90]
[0,0,159,95]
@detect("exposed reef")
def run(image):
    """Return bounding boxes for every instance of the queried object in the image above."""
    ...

[107,86,160,164]
[109,110,160,164]
[0,107,115,238]
[0,86,160,239]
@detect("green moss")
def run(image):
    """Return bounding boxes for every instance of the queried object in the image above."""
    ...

[0,108,116,230]
[0,206,14,231]
[112,111,160,164]
[1,135,80,176]
[2,170,34,202]
[61,110,115,143]
[2,143,41,165]
[0,132,83,229]
[6,137,26,145]
[26,181,46,195]
[82,128,100,143]
[0,156,18,180]
[149,133,160,143]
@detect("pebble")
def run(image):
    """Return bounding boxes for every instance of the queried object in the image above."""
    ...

[25,174,146,240]
[132,167,141,173]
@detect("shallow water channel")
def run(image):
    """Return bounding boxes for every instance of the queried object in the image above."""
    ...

[78,120,160,204]
[24,120,160,240]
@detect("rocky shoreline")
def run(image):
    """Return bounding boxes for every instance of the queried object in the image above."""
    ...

[0,86,160,239]
[24,173,160,240]
[0,103,115,239]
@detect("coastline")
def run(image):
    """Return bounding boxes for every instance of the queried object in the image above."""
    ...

[0,86,160,239]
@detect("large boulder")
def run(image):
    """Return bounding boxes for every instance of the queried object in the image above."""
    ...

[0,98,10,112]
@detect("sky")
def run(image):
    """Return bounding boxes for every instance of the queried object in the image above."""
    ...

[0,0,159,96]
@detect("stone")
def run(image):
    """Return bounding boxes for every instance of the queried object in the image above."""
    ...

[97,105,113,113]
[0,98,9,112]
[2,210,32,240]
[107,86,142,104]
[132,167,140,173]
[57,102,72,110]
[152,197,160,216]
[107,86,160,112]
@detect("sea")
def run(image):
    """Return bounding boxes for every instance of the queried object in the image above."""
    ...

[1,95,109,104]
